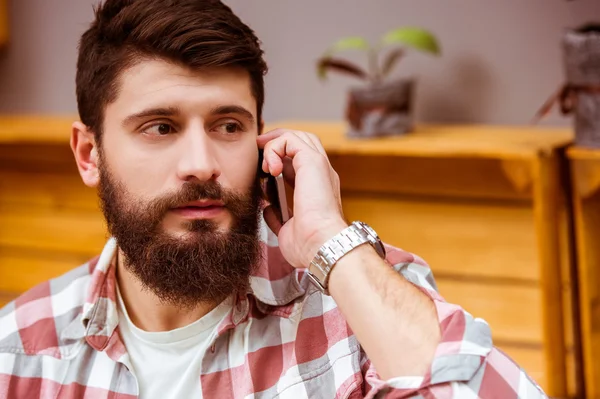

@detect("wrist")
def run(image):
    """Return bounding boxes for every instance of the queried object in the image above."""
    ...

[327,243,379,296]
[305,221,387,295]
[303,219,349,266]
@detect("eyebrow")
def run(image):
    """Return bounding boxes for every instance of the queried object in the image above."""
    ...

[210,105,256,125]
[121,104,256,128]
[122,106,181,128]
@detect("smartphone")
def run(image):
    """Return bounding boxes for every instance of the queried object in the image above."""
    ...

[265,173,290,224]
[259,149,290,224]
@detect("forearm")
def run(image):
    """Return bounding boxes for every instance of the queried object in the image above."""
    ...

[328,243,441,380]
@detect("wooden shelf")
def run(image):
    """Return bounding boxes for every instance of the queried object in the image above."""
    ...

[0,116,77,144]
[0,117,574,159]
[265,120,573,160]
[568,146,600,161]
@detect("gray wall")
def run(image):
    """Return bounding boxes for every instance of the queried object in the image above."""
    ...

[1,0,599,126]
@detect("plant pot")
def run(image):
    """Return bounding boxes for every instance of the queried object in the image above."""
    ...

[345,78,414,138]
[562,24,600,147]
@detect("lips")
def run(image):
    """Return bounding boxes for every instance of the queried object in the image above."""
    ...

[171,200,225,219]
[177,199,224,208]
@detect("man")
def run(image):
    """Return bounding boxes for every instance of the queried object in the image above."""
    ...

[0,1,547,398]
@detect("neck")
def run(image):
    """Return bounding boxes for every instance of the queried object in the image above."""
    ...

[115,248,219,332]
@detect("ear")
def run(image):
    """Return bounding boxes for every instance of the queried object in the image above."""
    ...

[71,121,100,188]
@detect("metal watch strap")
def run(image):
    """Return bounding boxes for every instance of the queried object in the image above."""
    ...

[307,221,384,295]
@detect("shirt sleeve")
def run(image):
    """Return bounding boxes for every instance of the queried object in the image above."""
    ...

[360,245,548,398]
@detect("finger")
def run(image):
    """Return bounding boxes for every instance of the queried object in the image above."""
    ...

[260,130,317,174]
[302,131,328,157]
[262,132,321,176]
[258,129,322,152]
[257,128,289,147]
[291,131,319,151]
[263,205,283,235]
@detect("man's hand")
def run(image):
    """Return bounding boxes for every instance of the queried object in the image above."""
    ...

[258,128,441,382]
[257,128,348,268]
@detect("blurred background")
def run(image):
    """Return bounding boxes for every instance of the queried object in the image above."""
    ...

[0,0,598,125]
[2,1,600,398]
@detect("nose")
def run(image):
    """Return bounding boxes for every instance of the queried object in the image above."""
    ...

[176,126,221,183]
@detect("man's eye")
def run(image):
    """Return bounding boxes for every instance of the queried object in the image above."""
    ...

[216,122,242,134]
[143,123,174,136]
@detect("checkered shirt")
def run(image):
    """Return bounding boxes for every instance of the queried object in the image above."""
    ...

[0,223,547,398]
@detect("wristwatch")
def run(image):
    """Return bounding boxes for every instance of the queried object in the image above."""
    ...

[307,221,386,295]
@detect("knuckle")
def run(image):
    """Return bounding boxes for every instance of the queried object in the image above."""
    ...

[316,154,329,166]
[308,132,321,143]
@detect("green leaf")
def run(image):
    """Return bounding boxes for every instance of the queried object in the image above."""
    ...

[382,27,441,55]
[326,36,370,55]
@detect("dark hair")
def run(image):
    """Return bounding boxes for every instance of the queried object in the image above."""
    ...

[76,0,267,141]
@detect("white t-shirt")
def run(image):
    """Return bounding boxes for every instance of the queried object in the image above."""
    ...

[117,288,233,399]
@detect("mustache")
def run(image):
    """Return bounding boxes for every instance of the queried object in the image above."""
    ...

[148,180,230,216]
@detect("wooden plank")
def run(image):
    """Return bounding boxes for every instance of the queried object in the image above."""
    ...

[0,170,99,211]
[341,195,540,281]
[332,155,534,201]
[498,345,546,392]
[0,118,573,157]
[436,279,542,345]
[0,291,14,308]
[265,121,573,160]
[571,160,600,399]
[0,203,107,255]
[532,153,568,396]
[0,116,75,144]
[0,143,77,173]
[568,146,600,161]
[0,247,92,293]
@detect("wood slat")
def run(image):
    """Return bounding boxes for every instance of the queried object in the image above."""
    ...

[0,292,14,308]
[0,116,75,144]
[332,155,534,201]
[0,202,107,255]
[341,195,540,281]
[500,346,546,392]
[0,170,99,211]
[0,247,92,293]
[571,165,600,399]
[0,143,76,173]
[265,121,573,160]
[436,279,543,345]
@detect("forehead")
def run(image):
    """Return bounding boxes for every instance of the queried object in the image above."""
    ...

[107,59,256,120]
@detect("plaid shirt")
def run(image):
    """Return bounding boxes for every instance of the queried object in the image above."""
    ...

[0,224,546,398]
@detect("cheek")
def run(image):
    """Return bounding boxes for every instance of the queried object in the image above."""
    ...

[217,143,258,190]
[102,139,173,200]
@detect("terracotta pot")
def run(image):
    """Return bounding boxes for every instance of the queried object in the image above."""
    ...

[563,24,600,147]
[345,78,414,138]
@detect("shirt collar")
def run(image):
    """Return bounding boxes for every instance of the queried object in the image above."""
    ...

[81,219,306,348]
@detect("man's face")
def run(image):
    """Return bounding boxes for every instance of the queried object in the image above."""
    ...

[102,59,260,236]
[94,59,263,306]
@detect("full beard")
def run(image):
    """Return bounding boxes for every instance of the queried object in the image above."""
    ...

[97,159,263,309]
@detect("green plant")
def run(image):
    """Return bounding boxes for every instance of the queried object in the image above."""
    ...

[317,27,441,84]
